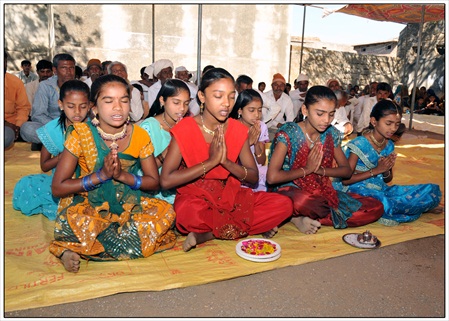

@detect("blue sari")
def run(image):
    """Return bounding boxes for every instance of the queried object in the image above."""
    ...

[333,136,441,225]
[12,118,64,220]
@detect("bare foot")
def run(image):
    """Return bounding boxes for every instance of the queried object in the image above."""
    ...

[182,232,198,252]
[262,226,278,238]
[182,231,215,252]
[60,250,81,273]
[291,216,321,234]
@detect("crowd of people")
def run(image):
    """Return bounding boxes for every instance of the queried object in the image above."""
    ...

[5,51,442,273]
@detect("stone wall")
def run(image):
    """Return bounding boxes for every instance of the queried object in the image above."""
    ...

[289,46,401,88]
[396,20,445,97]
[4,4,292,84]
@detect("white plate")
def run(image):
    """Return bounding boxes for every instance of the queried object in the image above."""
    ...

[235,238,281,262]
[342,233,381,249]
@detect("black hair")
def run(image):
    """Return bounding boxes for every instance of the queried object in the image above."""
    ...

[102,60,112,72]
[90,74,130,106]
[36,59,52,71]
[53,53,75,68]
[367,99,403,138]
[201,65,215,76]
[140,67,146,76]
[58,79,90,130]
[148,78,190,118]
[21,60,31,66]
[132,83,144,93]
[229,89,262,119]
[236,75,253,86]
[197,67,235,105]
[75,66,83,79]
[376,82,391,93]
[303,85,337,109]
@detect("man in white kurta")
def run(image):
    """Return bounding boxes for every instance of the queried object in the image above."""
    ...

[264,73,295,140]
[147,59,174,108]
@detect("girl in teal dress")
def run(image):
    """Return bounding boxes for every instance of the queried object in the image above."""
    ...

[12,80,91,220]
[333,99,442,226]
[139,79,191,204]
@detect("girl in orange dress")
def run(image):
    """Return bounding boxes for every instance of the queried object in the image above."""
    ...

[50,74,176,272]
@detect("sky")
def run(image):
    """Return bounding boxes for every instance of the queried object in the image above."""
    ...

[290,4,407,46]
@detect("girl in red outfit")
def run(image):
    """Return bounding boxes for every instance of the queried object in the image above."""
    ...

[267,85,383,235]
[161,68,293,251]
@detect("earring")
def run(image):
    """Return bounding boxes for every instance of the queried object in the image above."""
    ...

[126,116,130,124]
[91,112,100,126]
[238,113,241,119]
[200,103,204,114]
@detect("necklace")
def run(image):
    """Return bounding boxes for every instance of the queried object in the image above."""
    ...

[96,123,128,150]
[305,131,319,148]
[369,130,385,148]
[201,115,215,136]
[162,113,173,129]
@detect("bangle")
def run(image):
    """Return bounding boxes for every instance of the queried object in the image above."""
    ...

[157,154,165,164]
[130,174,142,190]
[239,165,248,181]
[320,166,326,177]
[383,170,391,179]
[299,167,306,178]
[369,169,374,178]
[95,167,111,184]
[82,174,99,191]
[200,162,206,179]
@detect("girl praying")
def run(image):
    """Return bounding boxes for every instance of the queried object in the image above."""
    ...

[333,99,442,226]
[139,78,191,204]
[13,80,91,220]
[229,88,269,191]
[160,68,293,252]
[49,74,177,273]
[267,85,384,234]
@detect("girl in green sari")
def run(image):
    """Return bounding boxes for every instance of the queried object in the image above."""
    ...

[50,74,176,273]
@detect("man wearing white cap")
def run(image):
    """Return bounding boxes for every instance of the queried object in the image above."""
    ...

[289,73,309,121]
[175,66,200,115]
[147,59,174,108]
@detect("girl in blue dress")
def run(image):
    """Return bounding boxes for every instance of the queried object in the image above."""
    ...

[139,79,191,204]
[333,99,441,226]
[13,80,91,220]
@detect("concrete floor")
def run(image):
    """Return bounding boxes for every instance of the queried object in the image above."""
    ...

[5,235,445,318]
[4,128,446,318]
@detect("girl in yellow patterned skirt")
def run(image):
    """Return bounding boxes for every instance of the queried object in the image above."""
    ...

[50,74,176,273]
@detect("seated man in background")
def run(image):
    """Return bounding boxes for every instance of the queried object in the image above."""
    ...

[4,51,31,149]
[20,53,75,150]
[25,59,53,106]
[332,89,353,139]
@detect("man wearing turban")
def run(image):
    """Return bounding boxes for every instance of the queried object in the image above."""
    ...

[147,59,174,107]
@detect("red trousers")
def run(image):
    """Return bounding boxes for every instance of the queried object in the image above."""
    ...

[276,186,384,227]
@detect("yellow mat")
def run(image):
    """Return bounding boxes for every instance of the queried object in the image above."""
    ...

[3,137,445,312]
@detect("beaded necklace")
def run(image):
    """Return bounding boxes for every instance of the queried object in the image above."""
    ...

[96,123,128,150]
